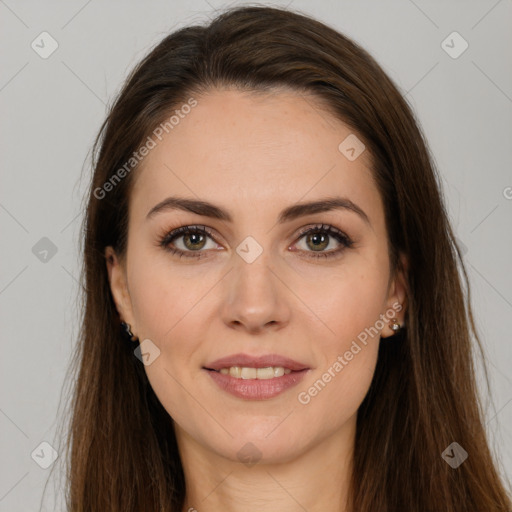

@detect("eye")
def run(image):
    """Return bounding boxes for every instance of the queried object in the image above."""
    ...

[291,223,354,259]
[158,225,219,259]
[158,223,354,260]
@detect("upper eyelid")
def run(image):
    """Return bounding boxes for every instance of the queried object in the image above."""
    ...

[163,223,351,246]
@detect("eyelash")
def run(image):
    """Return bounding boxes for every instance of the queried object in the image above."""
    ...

[158,223,354,260]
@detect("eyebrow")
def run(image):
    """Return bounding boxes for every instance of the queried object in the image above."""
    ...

[146,195,371,226]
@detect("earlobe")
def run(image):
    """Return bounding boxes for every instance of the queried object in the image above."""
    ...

[105,246,135,329]
[382,253,408,338]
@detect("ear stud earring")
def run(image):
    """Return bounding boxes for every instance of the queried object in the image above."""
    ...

[120,321,138,342]
[389,318,401,333]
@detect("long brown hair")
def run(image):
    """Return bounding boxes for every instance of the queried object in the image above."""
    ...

[57,5,511,511]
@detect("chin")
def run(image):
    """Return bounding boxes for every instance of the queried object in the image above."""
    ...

[206,425,311,466]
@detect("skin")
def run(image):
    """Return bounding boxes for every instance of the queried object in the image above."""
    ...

[106,88,407,512]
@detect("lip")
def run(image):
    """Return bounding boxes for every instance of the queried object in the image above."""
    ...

[204,367,310,400]
[204,353,310,372]
[203,353,311,400]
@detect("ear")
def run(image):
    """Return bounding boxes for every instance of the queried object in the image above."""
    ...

[381,252,408,338]
[105,246,137,334]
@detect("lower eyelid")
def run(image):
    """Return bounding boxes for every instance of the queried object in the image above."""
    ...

[294,233,348,251]
[160,225,352,258]
[173,234,218,252]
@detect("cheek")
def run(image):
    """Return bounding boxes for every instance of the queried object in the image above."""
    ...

[294,259,388,423]
[296,301,382,435]
[125,254,212,427]
[296,349,378,440]
[127,248,215,341]
[311,257,390,349]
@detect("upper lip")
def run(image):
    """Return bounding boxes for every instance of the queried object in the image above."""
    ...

[204,353,310,371]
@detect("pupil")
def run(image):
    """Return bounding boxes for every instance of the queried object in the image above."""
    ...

[309,232,328,251]
[185,233,205,249]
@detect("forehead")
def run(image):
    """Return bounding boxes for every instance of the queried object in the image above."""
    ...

[129,88,382,226]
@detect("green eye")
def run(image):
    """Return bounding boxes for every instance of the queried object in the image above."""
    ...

[159,223,353,260]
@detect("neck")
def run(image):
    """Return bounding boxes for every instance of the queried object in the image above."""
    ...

[176,417,355,512]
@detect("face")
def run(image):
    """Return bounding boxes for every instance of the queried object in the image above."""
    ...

[106,88,407,465]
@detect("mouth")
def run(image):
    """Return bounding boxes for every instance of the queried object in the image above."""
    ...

[203,367,310,400]
[202,353,311,400]
[204,366,296,379]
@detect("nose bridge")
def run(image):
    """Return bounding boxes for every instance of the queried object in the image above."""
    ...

[221,236,291,332]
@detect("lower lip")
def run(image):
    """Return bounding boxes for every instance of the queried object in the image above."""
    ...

[205,368,309,400]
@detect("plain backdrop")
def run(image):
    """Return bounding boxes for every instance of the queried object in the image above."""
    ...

[1,0,511,510]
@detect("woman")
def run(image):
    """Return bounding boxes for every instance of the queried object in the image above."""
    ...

[62,5,512,511]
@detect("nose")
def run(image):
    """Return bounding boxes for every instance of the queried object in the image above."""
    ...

[220,251,291,335]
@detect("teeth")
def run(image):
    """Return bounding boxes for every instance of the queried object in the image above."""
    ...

[218,366,293,379]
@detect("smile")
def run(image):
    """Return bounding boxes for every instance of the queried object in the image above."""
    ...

[216,366,292,379]
[203,367,309,400]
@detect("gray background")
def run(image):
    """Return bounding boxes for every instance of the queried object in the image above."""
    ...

[1,0,511,509]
